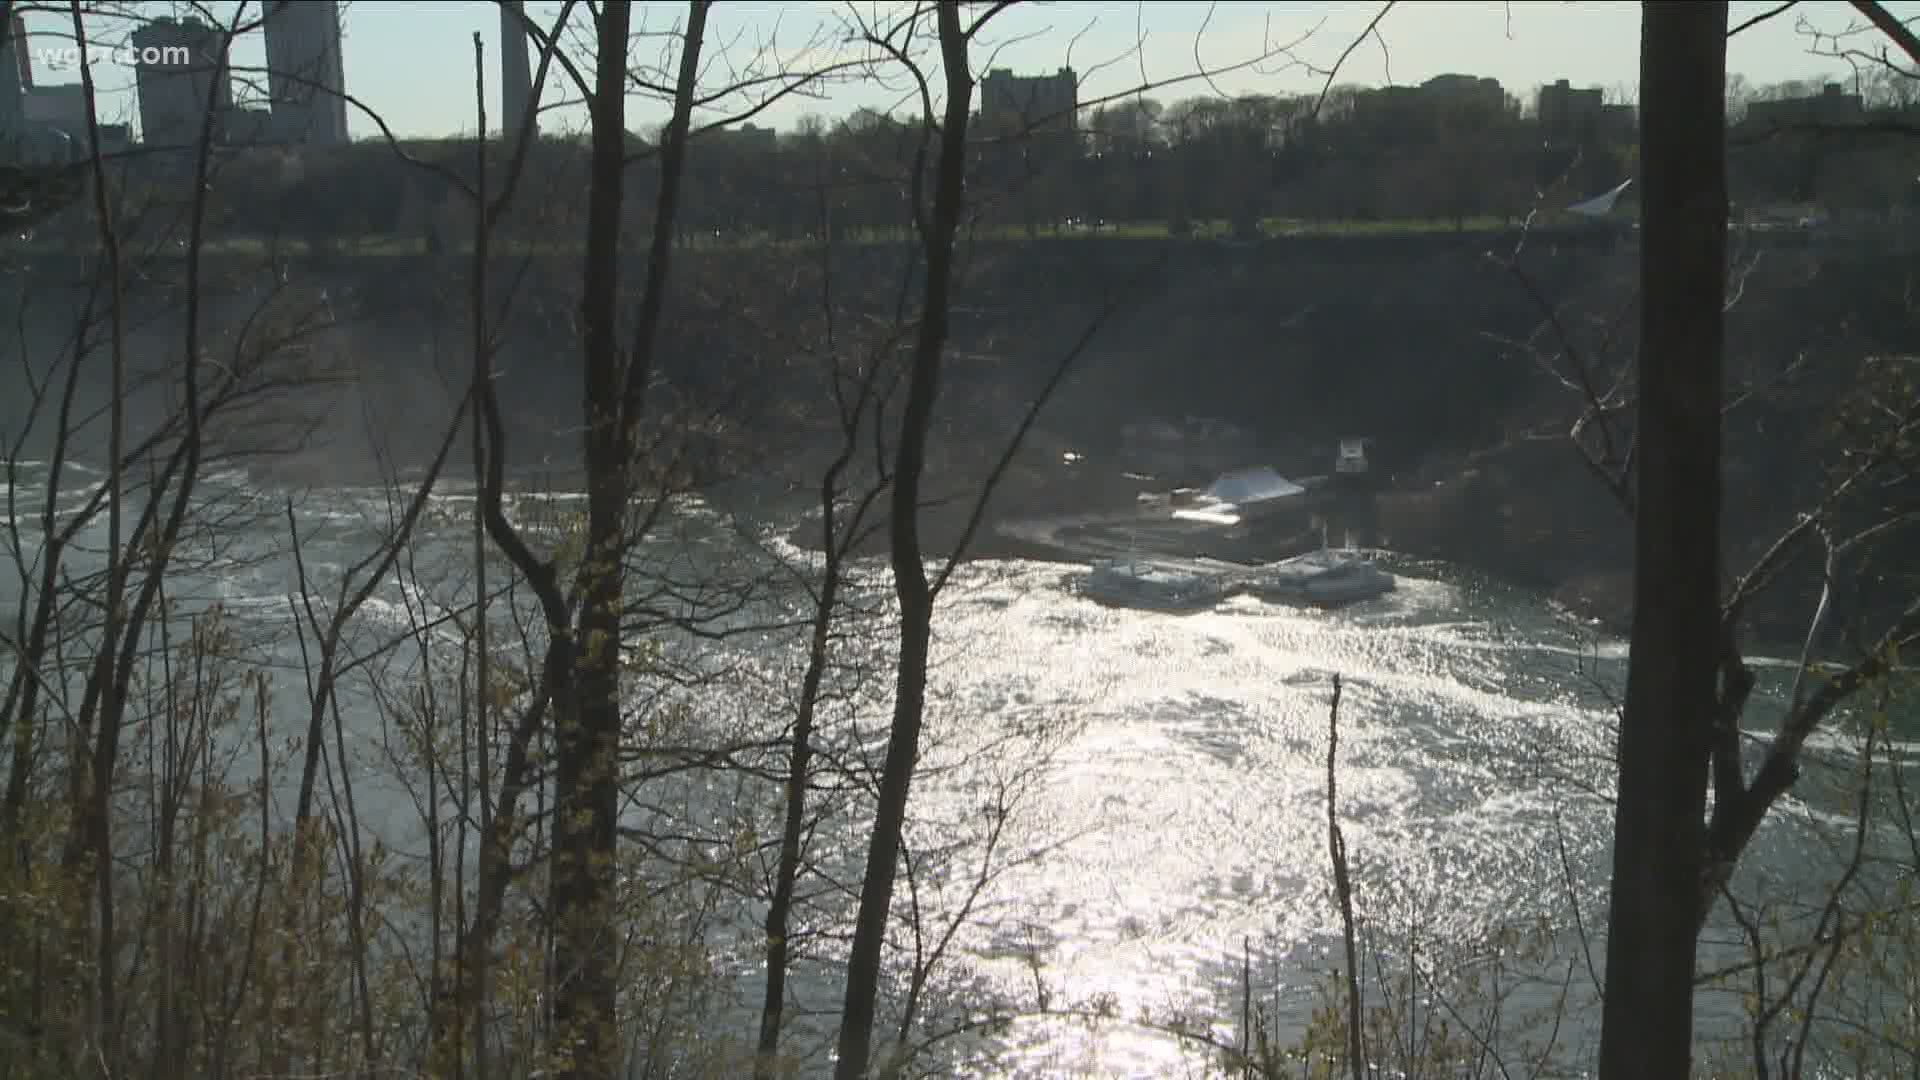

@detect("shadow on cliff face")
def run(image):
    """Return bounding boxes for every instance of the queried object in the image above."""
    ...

[8,235,1915,634]
[0,236,1610,489]
[934,234,1644,494]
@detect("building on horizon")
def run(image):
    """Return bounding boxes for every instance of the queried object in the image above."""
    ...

[0,19,116,165]
[1537,79,1602,145]
[23,83,86,135]
[1744,82,1864,133]
[1537,78,1636,147]
[264,0,348,145]
[1419,73,1509,113]
[1346,73,1517,146]
[0,14,27,140]
[0,18,21,142]
[224,106,274,147]
[499,0,536,141]
[8,13,27,94]
[132,16,232,150]
[734,122,776,152]
[980,66,1078,137]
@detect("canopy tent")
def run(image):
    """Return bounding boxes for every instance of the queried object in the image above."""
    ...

[1202,467,1306,505]
[1163,466,1308,527]
[1567,178,1634,219]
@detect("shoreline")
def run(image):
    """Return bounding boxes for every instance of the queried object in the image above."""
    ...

[778,480,1868,662]
[772,451,1643,640]
[225,437,1824,658]
[786,508,1634,638]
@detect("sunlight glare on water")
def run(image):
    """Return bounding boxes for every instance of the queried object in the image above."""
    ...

[0,462,1683,1076]
[899,560,1622,1076]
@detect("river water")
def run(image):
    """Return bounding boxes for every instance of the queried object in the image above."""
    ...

[1,460,1902,1077]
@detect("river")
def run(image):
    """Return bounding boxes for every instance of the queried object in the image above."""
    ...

[0,459,1904,1078]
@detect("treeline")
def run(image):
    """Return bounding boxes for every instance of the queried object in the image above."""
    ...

[27,77,1920,250]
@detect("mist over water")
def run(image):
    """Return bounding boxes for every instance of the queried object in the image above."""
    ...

[0,455,1894,1077]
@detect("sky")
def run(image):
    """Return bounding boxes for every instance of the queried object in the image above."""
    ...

[16,1,1920,139]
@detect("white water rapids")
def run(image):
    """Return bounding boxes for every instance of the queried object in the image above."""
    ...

[0,460,1904,1077]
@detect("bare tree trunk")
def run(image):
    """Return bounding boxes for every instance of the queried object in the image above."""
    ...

[834,6,973,1077]
[548,6,636,1074]
[1325,676,1364,1080]
[467,39,495,1080]
[551,3,706,1076]
[756,377,884,1074]
[755,518,839,1077]
[69,1,128,1060]
[1597,5,1727,1078]
[66,7,241,1062]
[430,15,581,1073]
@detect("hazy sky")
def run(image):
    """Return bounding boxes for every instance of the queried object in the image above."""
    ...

[18,1,1920,138]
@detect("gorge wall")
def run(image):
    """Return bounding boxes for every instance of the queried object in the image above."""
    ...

[4,230,1911,641]
[5,229,1888,457]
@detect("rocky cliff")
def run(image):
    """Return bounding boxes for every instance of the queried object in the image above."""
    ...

[4,229,1910,642]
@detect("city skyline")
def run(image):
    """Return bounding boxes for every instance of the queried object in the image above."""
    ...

[10,0,1919,141]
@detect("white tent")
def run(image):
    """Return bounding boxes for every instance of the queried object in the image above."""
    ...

[1567,178,1633,219]
[1170,467,1306,527]
[1203,467,1306,505]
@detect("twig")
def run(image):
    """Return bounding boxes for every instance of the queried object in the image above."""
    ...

[1730,2,1800,38]
[1550,800,1604,1000]
[1239,936,1253,1078]
[1849,0,1920,64]
[1312,3,1396,121]
[1326,674,1364,1080]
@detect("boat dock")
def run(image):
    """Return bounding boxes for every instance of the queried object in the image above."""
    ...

[997,507,1323,568]
[1074,548,1396,610]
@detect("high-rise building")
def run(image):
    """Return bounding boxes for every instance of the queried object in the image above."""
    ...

[1421,73,1509,114]
[0,19,94,165]
[0,15,25,138]
[10,15,29,92]
[980,67,1078,136]
[500,0,535,140]
[23,84,87,135]
[1744,82,1864,133]
[1538,79,1605,146]
[263,0,347,144]
[132,16,232,150]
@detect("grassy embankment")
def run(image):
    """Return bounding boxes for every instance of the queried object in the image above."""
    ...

[6,214,1622,257]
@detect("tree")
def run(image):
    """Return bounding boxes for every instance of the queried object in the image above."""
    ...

[1594,2,1920,1075]
[0,5,397,1074]
[831,4,974,1074]
[818,3,1253,1070]
[1596,5,1728,1078]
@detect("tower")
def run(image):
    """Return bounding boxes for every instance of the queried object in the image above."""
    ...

[499,1,535,141]
[11,15,29,91]
[132,16,232,150]
[0,15,25,138]
[263,0,348,144]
